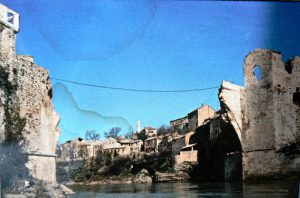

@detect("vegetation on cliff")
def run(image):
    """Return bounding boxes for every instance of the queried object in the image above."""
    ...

[0,66,26,143]
[0,65,29,190]
[70,150,133,182]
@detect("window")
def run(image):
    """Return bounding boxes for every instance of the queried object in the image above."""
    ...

[253,65,263,81]
[7,12,14,24]
[293,92,300,107]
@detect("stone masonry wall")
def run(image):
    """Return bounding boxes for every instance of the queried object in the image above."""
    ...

[241,49,300,179]
[242,50,276,152]
[0,20,60,183]
[218,81,243,145]
[198,105,215,128]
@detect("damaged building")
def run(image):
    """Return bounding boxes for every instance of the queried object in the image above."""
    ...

[0,4,60,183]
[191,49,300,181]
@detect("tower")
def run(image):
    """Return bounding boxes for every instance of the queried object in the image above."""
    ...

[137,121,141,133]
[0,4,19,59]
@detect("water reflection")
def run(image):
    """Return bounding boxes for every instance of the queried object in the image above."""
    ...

[69,180,298,198]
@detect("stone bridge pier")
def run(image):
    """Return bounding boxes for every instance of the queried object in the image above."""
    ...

[191,49,299,182]
[0,4,60,183]
[219,49,300,180]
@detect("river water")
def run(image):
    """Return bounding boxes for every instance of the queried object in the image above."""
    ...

[68,180,299,198]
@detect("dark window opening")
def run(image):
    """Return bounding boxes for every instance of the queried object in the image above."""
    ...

[293,92,300,107]
[253,65,263,81]
[48,88,53,99]
[7,12,14,24]
[285,60,293,74]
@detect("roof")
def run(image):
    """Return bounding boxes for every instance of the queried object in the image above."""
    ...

[119,139,134,144]
[181,143,197,150]
[77,141,90,146]
[187,104,215,116]
[171,135,185,141]
[170,116,188,123]
[103,145,126,150]
[145,136,157,141]
[145,126,156,130]
[132,139,142,143]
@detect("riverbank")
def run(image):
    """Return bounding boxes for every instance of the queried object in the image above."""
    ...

[63,170,190,186]
[67,180,299,197]
[64,175,135,186]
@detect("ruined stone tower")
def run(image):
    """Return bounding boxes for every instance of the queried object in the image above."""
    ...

[241,49,300,179]
[0,4,60,183]
[216,49,300,181]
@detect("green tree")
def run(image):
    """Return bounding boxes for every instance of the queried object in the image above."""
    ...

[136,130,148,141]
[157,125,169,136]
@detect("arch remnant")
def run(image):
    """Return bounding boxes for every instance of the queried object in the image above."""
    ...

[189,117,243,182]
[219,49,300,180]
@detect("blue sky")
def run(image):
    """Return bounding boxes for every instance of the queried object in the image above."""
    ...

[2,1,300,143]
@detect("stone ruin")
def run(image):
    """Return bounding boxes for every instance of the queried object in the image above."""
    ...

[240,49,300,179]
[0,3,298,188]
[193,49,300,181]
[0,3,60,184]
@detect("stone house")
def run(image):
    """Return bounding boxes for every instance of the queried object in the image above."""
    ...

[171,135,185,156]
[58,138,92,161]
[102,144,127,157]
[85,137,128,157]
[119,138,143,154]
[144,136,161,153]
[175,143,198,164]
[157,130,197,164]
[172,131,197,164]
[187,105,216,131]
[142,126,157,137]
[170,116,188,130]
[59,137,143,160]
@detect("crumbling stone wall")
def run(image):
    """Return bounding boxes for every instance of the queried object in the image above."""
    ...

[218,81,243,146]
[0,17,60,183]
[241,49,300,179]
[217,49,299,180]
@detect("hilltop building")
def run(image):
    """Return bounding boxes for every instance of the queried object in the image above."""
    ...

[58,137,143,160]
[170,116,188,130]
[187,105,216,131]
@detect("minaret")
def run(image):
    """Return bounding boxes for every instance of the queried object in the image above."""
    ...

[137,121,141,133]
[0,3,19,59]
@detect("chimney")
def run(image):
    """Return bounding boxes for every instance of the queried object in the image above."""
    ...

[0,3,19,59]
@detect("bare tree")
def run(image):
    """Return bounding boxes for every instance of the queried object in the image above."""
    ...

[124,127,134,139]
[104,127,121,139]
[85,130,100,141]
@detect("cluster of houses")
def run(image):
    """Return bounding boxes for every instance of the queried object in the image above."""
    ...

[57,105,216,165]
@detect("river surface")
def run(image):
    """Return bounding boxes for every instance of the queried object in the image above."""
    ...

[68,180,299,198]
